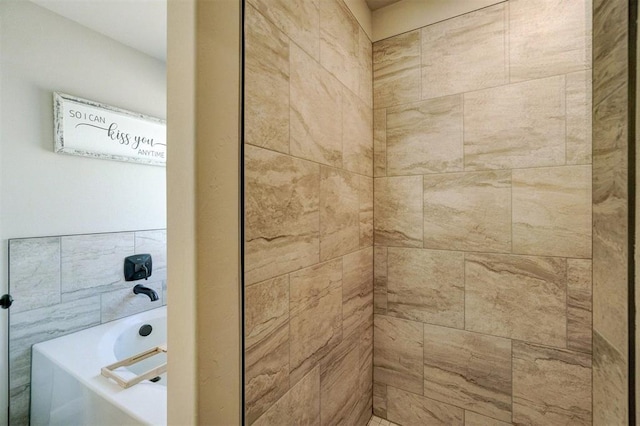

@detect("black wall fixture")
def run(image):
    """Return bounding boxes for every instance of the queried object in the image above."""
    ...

[124,254,153,281]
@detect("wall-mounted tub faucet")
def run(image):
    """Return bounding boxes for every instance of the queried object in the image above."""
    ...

[133,284,159,302]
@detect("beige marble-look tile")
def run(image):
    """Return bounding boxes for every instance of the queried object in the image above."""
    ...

[509,0,590,81]
[373,314,423,394]
[422,325,511,422]
[357,403,373,426]
[423,171,511,252]
[566,70,592,164]
[248,0,319,61]
[512,166,592,258]
[373,383,387,418]
[359,176,373,247]
[253,366,320,426]
[512,342,592,425]
[245,4,289,154]
[373,176,423,248]
[374,109,386,177]
[357,27,373,108]
[464,411,510,426]
[9,237,60,313]
[593,0,627,106]
[387,386,464,426]
[373,246,387,315]
[343,88,373,177]
[567,259,592,353]
[343,248,373,339]
[464,76,566,170]
[421,4,507,99]
[290,44,343,168]
[387,248,464,328]
[357,324,374,425]
[61,232,134,293]
[320,167,359,261]
[289,259,342,384]
[320,0,360,97]
[465,254,567,347]
[593,330,627,425]
[245,145,320,285]
[386,95,463,175]
[134,230,167,283]
[100,281,162,323]
[320,333,360,426]
[593,82,628,358]
[245,275,289,349]
[373,30,421,109]
[246,322,290,424]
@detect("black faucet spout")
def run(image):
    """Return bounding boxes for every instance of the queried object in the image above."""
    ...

[133,284,159,302]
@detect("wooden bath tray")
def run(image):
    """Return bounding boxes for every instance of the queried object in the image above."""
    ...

[101,344,167,389]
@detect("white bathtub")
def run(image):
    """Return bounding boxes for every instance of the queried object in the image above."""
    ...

[30,306,167,425]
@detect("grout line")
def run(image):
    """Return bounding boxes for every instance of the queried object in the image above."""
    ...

[510,169,514,254]
[421,176,425,249]
[419,27,423,100]
[368,162,590,180]
[565,74,569,165]
[246,142,374,179]
[59,237,63,303]
[341,256,345,333]
[288,273,292,391]
[370,242,591,261]
[377,305,593,355]
[318,166,323,263]
[510,337,514,423]
[506,0,511,84]
[385,247,389,313]
[316,1,321,62]
[463,252,466,331]
[421,321,425,396]
[288,39,292,156]
[384,108,388,177]
[566,260,570,349]
[341,76,345,172]
[462,93,466,172]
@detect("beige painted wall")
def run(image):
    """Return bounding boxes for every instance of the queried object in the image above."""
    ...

[167,0,242,424]
[167,0,197,424]
[372,0,503,41]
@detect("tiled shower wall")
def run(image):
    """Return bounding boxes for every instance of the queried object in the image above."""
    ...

[8,229,167,425]
[592,0,630,423]
[243,0,373,424]
[372,1,593,425]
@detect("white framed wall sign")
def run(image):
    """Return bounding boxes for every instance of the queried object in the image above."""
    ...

[53,92,167,166]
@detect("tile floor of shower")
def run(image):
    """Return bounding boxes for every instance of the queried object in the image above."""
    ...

[369,415,398,426]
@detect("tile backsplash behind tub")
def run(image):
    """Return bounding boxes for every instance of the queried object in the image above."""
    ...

[8,229,166,425]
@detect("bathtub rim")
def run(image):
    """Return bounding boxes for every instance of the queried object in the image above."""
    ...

[31,305,167,425]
